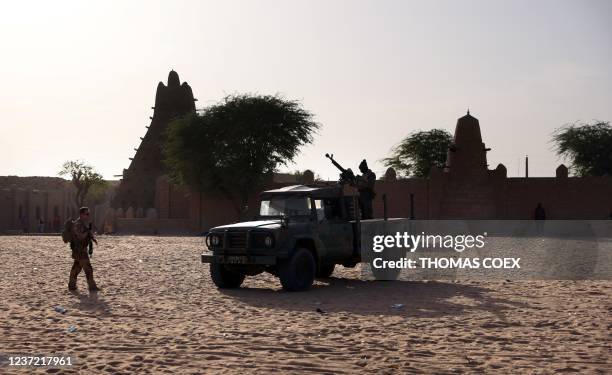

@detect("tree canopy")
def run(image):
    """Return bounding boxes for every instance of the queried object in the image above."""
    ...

[164,94,319,216]
[59,160,106,208]
[383,129,452,177]
[552,120,612,176]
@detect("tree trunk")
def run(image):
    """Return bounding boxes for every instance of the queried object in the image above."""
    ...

[238,190,250,221]
[74,190,81,209]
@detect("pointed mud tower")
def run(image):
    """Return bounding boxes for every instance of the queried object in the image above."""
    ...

[112,71,196,211]
[438,111,498,218]
[446,111,490,178]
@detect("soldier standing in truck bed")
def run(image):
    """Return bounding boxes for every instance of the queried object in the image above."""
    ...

[68,207,99,292]
[356,159,376,220]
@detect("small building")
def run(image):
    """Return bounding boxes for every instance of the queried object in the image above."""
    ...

[0,176,78,233]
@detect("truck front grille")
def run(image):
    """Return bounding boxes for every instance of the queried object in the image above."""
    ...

[227,231,247,249]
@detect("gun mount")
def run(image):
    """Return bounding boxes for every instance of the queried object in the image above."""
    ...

[325,153,356,185]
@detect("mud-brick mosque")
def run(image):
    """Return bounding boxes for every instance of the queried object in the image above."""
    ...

[1,71,611,234]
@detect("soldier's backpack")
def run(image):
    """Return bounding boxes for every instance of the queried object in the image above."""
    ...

[62,219,74,244]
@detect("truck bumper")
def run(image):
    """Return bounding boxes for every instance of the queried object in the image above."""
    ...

[201,253,215,264]
[201,253,276,265]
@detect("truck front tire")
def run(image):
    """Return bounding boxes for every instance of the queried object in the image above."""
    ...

[278,248,315,291]
[210,263,245,289]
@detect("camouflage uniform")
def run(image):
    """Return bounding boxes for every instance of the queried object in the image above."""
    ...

[356,165,376,220]
[68,218,98,291]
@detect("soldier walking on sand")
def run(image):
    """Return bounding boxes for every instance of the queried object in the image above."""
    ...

[356,159,376,220]
[68,207,99,292]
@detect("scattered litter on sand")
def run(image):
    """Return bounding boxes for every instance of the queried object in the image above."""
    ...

[54,306,67,314]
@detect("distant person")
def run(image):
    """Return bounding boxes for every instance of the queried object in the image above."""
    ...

[19,215,27,233]
[53,215,61,232]
[534,203,546,220]
[67,207,99,292]
[38,217,45,233]
[534,202,546,235]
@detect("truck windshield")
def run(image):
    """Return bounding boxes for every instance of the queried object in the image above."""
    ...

[260,197,312,217]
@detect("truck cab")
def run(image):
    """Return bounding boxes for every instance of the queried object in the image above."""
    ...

[201,184,362,291]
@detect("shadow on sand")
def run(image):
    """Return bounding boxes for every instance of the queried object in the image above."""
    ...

[69,290,112,317]
[221,277,528,319]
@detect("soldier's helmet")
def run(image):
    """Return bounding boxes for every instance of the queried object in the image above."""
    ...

[359,159,369,172]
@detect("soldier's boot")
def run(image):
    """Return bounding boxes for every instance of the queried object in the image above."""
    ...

[68,261,81,290]
[83,264,99,291]
[86,276,99,291]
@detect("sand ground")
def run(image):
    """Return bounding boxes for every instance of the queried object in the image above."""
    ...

[0,235,610,374]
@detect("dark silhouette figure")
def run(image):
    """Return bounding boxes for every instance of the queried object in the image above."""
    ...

[534,202,546,234]
[20,215,28,233]
[356,159,376,220]
[53,215,61,232]
[534,203,546,220]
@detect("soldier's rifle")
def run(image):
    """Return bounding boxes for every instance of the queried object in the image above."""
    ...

[324,153,361,256]
[87,223,97,258]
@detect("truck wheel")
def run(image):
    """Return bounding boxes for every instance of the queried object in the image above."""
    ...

[316,264,335,278]
[210,263,245,289]
[278,248,315,292]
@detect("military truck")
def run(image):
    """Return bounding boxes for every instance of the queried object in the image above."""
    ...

[202,184,379,291]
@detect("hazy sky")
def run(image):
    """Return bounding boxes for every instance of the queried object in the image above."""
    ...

[1,0,610,180]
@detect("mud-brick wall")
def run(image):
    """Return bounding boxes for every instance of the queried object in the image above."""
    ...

[195,191,266,232]
[155,176,192,220]
[155,176,171,219]
[0,189,14,230]
[373,179,430,219]
[164,174,612,233]
[504,177,612,219]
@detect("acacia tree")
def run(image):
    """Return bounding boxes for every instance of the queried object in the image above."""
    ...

[59,160,106,207]
[164,94,319,217]
[552,121,612,176]
[383,129,452,177]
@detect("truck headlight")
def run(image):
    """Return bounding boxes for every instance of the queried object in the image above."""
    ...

[211,234,221,246]
[264,235,274,247]
[250,232,274,248]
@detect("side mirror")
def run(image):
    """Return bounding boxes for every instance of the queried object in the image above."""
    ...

[280,215,290,228]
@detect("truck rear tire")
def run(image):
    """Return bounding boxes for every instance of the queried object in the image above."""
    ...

[210,263,245,289]
[278,248,315,291]
[316,263,335,278]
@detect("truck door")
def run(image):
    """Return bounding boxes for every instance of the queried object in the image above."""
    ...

[312,198,353,260]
